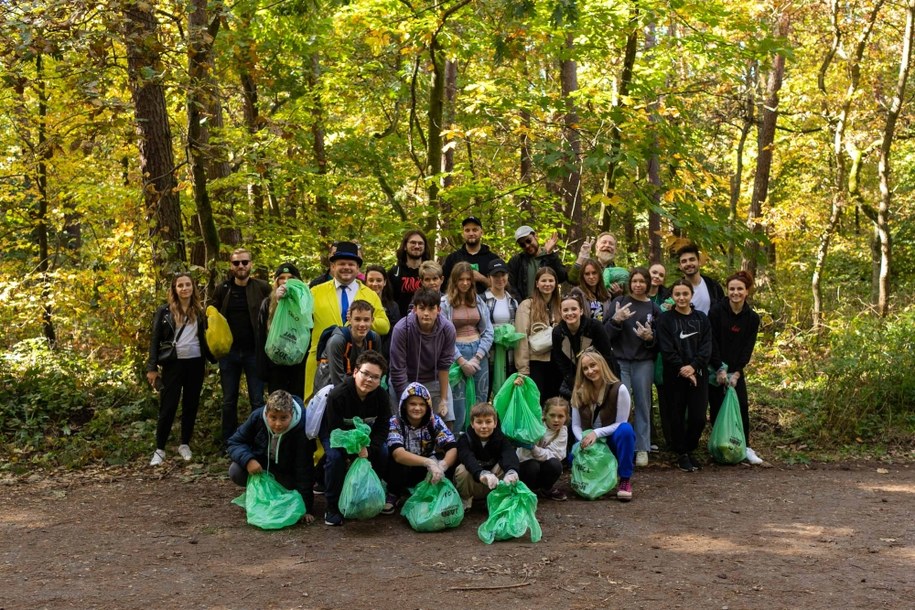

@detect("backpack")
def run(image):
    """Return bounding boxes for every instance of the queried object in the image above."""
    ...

[313,326,379,391]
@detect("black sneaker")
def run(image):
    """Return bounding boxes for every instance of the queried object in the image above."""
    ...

[313,482,326,495]
[687,454,702,471]
[324,511,344,526]
[381,493,398,515]
[677,454,694,472]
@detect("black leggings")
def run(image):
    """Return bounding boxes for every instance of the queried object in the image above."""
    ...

[708,375,751,444]
[660,372,708,455]
[157,357,205,449]
[518,458,563,492]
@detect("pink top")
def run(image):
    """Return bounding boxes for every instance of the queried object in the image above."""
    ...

[452,304,481,343]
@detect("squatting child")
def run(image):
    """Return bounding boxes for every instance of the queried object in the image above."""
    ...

[455,402,521,510]
[517,397,569,501]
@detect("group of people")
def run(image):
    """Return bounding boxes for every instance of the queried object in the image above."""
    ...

[145,216,762,527]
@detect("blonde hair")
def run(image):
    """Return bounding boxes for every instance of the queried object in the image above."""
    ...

[544,396,570,419]
[419,260,443,280]
[265,390,294,414]
[572,349,619,425]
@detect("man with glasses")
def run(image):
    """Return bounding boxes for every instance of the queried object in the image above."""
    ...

[388,230,430,314]
[320,350,391,526]
[507,225,568,299]
[209,248,272,445]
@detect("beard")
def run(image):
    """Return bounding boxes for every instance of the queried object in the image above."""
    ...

[596,252,614,266]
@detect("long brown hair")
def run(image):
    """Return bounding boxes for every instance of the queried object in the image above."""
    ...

[167,272,202,325]
[578,258,609,302]
[530,267,561,326]
[571,349,619,426]
[446,262,476,307]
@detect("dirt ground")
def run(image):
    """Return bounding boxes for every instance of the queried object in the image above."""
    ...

[1,459,913,610]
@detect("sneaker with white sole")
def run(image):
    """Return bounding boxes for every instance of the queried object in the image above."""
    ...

[616,478,633,501]
[745,447,764,465]
[635,451,649,467]
[149,449,166,466]
[177,444,193,461]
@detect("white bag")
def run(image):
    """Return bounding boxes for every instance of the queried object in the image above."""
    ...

[304,384,334,440]
[527,322,553,355]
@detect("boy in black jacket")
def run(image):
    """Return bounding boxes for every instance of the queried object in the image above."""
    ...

[455,402,521,510]
[227,390,315,522]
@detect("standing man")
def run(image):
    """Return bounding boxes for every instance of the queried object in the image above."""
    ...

[305,241,390,396]
[210,247,272,445]
[676,244,724,314]
[442,216,502,294]
[507,225,568,299]
[568,232,624,297]
[388,230,430,315]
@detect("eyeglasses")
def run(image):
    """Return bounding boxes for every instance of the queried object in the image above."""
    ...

[518,236,535,246]
[357,369,381,382]
[232,260,251,267]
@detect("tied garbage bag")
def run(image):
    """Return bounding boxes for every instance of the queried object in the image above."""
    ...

[493,373,546,446]
[448,362,475,430]
[266,279,314,366]
[708,386,746,464]
[603,266,630,291]
[400,477,464,532]
[491,324,525,393]
[231,472,305,530]
[570,432,619,499]
[477,481,542,544]
[205,306,233,359]
[330,417,385,519]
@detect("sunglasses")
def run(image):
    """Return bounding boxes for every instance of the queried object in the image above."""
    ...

[232,260,251,267]
[518,236,536,246]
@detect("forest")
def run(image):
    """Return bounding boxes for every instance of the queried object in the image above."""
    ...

[0,0,913,468]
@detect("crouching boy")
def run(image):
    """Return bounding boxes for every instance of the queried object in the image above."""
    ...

[455,402,521,510]
[386,382,458,512]
[227,390,315,522]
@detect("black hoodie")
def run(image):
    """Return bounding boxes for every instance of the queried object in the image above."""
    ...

[708,300,760,374]
[657,307,712,380]
[457,424,521,482]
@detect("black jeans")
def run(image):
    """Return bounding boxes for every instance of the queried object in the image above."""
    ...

[661,372,708,455]
[157,357,205,449]
[219,347,265,443]
[518,457,563,492]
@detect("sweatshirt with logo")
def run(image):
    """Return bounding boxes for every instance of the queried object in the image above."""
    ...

[657,306,712,381]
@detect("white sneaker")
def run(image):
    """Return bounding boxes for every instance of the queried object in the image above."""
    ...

[635,451,649,467]
[462,496,472,510]
[650,444,659,452]
[745,447,763,465]
[178,444,193,461]
[149,449,166,466]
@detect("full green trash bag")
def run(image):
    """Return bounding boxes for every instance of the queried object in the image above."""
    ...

[708,386,746,464]
[493,373,546,446]
[603,266,630,290]
[653,353,664,386]
[231,471,305,530]
[491,324,526,394]
[449,361,475,430]
[266,278,314,366]
[400,477,464,532]
[570,432,619,499]
[330,417,386,519]
[477,481,542,544]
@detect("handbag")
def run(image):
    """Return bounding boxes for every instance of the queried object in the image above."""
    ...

[527,322,553,354]
[157,322,186,365]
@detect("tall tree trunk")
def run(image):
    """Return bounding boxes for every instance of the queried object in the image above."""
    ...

[560,32,583,245]
[35,54,56,345]
[425,38,445,236]
[728,62,755,269]
[309,52,331,242]
[645,22,662,263]
[520,107,533,218]
[744,14,789,276]
[187,0,221,281]
[124,0,187,274]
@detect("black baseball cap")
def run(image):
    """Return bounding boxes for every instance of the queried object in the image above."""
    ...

[487,259,508,275]
[461,216,483,228]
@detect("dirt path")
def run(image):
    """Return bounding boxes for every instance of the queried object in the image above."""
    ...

[1,461,913,609]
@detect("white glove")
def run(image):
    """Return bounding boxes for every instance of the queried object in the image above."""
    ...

[426,458,444,484]
[460,357,480,377]
[275,284,287,298]
[480,472,499,490]
[503,470,519,484]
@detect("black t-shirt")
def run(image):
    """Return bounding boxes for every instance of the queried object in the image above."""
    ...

[389,264,422,315]
[227,283,255,350]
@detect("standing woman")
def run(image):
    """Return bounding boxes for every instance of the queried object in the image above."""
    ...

[605,268,661,467]
[256,263,307,397]
[647,263,670,307]
[571,349,636,501]
[657,279,712,473]
[552,288,615,400]
[483,259,519,393]
[364,264,401,361]
[708,270,762,464]
[146,273,212,466]
[577,258,612,321]
[441,262,494,431]
[514,267,562,402]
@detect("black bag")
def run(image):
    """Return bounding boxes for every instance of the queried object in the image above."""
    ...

[157,322,186,365]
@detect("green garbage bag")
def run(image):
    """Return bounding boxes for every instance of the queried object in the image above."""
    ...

[708,386,746,464]
[570,432,619,499]
[266,278,314,366]
[603,266,630,290]
[653,353,664,386]
[231,471,305,530]
[492,324,526,393]
[493,373,546,446]
[477,481,542,544]
[449,361,476,430]
[400,477,464,532]
[330,417,386,519]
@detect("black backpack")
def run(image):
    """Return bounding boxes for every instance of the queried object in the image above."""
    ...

[313,326,379,391]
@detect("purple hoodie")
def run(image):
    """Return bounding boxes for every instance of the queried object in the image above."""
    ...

[389,312,456,397]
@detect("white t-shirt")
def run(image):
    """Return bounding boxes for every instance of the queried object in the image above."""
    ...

[176,319,202,359]
[691,278,711,314]
[490,296,512,325]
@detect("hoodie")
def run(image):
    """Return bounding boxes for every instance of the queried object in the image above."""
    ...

[708,299,760,375]
[389,312,456,397]
[456,424,521,483]
[657,307,712,381]
[442,244,503,293]
[227,400,314,514]
[387,382,457,458]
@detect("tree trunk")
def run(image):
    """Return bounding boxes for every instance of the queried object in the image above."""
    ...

[425,38,445,235]
[645,22,662,263]
[728,62,755,269]
[124,0,187,273]
[560,32,583,246]
[520,107,533,217]
[35,54,56,345]
[309,52,331,241]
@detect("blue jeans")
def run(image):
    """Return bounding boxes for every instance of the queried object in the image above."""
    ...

[572,422,636,479]
[619,359,655,452]
[219,347,265,443]
[321,433,389,514]
[452,340,489,431]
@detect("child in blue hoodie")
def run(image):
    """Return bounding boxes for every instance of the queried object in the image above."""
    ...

[228,390,315,522]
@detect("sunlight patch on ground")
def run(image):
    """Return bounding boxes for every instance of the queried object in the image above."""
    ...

[655,523,858,557]
[857,482,915,495]
[0,509,48,527]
